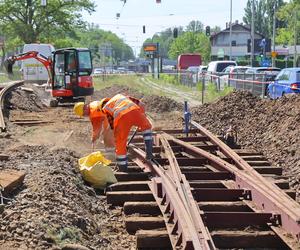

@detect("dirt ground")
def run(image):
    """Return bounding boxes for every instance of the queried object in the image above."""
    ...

[0,84,182,250]
[1,83,299,249]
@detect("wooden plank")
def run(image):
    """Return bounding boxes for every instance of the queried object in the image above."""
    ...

[0,170,25,195]
[107,181,150,191]
[0,155,9,161]
[136,230,171,249]
[125,216,165,234]
[124,202,161,216]
[211,230,288,248]
[114,172,149,182]
[106,191,154,206]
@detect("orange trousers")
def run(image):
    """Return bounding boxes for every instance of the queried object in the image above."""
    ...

[114,109,152,156]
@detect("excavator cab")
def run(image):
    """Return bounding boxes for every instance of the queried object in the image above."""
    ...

[4,47,94,107]
[51,48,94,106]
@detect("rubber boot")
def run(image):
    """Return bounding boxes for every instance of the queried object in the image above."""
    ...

[144,139,154,160]
[116,155,128,172]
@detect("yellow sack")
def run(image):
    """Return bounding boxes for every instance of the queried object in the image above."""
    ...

[78,151,117,189]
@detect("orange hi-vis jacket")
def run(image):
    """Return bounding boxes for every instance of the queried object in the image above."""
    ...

[89,101,110,142]
[102,94,142,128]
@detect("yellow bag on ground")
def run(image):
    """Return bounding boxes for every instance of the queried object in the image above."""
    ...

[78,151,117,189]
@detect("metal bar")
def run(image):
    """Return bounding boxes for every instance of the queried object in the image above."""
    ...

[168,123,300,243]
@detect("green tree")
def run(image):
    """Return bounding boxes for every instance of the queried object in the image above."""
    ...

[0,0,95,43]
[186,20,204,33]
[243,0,285,38]
[168,32,211,63]
[276,0,300,45]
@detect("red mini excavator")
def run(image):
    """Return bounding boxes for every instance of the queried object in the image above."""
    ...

[4,48,94,106]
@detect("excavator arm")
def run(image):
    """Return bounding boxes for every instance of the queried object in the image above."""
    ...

[4,51,53,82]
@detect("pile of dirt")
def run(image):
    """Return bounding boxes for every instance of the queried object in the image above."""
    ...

[0,145,134,250]
[143,95,184,113]
[93,85,183,113]
[191,90,300,195]
[5,85,45,113]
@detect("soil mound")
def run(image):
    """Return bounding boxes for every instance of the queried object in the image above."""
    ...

[5,85,46,112]
[93,85,183,113]
[191,90,300,194]
[0,145,133,249]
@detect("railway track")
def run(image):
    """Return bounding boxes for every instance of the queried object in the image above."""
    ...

[0,81,24,132]
[106,121,300,249]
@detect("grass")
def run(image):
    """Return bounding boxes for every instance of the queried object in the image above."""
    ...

[205,83,234,103]
[0,70,22,84]
[46,227,81,245]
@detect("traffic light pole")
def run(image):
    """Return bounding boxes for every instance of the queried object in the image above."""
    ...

[251,0,255,67]
[272,4,276,67]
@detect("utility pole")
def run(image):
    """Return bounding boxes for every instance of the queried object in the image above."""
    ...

[251,0,255,66]
[272,3,276,67]
[229,0,233,60]
[294,9,298,67]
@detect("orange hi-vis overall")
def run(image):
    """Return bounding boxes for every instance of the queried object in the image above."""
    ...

[89,101,112,144]
[102,94,152,169]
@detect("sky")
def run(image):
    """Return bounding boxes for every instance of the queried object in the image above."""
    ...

[83,0,249,56]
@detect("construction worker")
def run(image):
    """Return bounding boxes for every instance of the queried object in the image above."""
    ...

[100,94,153,171]
[73,101,114,149]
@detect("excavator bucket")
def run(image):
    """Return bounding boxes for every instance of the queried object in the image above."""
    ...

[4,58,15,76]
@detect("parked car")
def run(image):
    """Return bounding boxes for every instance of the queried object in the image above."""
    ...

[92,68,104,76]
[207,61,237,75]
[197,65,208,79]
[267,68,300,99]
[245,67,281,82]
[220,66,251,87]
[187,66,199,83]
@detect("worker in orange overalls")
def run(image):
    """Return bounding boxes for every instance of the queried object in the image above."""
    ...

[73,101,114,149]
[100,94,153,171]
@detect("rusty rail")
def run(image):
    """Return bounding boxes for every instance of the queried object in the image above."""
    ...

[111,121,300,249]
[0,81,24,132]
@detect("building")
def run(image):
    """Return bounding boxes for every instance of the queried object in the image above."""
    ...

[210,22,264,60]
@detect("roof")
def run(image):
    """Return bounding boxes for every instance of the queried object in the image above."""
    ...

[210,23,264,40]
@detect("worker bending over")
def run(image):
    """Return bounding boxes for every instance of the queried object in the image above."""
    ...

[73,94,153,171]
[73,101,114,148]
[101,94,153,171]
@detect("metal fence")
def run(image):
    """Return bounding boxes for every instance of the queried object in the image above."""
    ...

[162,70,275,98]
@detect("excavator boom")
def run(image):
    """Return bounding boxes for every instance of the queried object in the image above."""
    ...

[4,51,52,82]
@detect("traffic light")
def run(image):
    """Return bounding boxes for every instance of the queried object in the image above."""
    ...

[205,26,210,37]
[143,25,146,34]
[173,28,178,38]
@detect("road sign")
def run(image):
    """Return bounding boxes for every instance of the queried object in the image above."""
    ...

[261,58,271,67]
[271,51,278,58]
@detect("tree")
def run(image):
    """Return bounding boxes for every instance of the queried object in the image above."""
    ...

[276,0,300,45]
[168,32,211,63]
[186,20,204,33]
[243,0,285,38]
[0,0,95,43]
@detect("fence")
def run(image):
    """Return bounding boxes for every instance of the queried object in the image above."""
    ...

[162,70,277,98]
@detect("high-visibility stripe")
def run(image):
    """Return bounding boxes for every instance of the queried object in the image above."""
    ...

[143,136,152,140]
[117,161,127,165]
[115,97,127,106]
[113,103,135,118]
[104,106,114,113]
[116,155,127,160]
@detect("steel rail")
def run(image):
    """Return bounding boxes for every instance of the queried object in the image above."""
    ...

[129,145,215,250]
[0,81,24,132]
[166,122,300,244]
